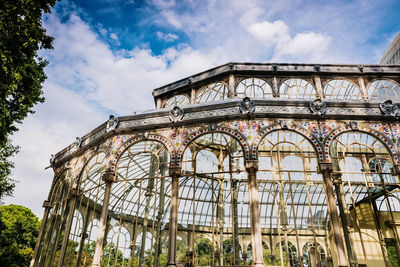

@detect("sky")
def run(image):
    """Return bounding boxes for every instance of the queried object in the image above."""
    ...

[4,0,400,217]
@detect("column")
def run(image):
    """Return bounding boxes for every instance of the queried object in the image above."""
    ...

[245,160,265,267]
[30,200,53,267]
[357,77,368,99]
[167,167,181,267]
[190,89,196,104]
[228,74,235,98]
[92,169,114,267]
[314,76,324,98]
[319,163,349,267]
[57,186,79,267]
[232,180,240,265]
[332,173,358,267]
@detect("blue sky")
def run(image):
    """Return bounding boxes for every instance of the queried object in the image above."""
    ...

[4,0,400,216]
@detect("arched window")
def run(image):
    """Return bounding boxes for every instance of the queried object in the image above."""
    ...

[194,238,213,266]
[324,79,362,100]
[64,153,108,266]
[279,79,317,99]
[368,80,400,101]
[302,242,326,267]
[330,131,399,262]
[80,218,100,266]
[134,232,156,266]
[196,82,229,103]
[258,130,328,267]
[276,241,299,267]
[78,152,107,202]
[103,225,131,266]
[180,133,247,266]
[38,170,73,266]
[112,140,170,267]
[236,78,273,98]
[68,210,84,255]
[164,94,190,108]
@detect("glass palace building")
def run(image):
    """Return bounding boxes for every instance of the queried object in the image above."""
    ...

[31,63,400,267]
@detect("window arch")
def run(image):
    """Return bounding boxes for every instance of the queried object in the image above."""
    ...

[103,224,131,266]
[330,131,399,263]
[164,94,190,108]
[258,130,328,267]
[324,79,362,100]
[196,82,229,103]
[109,140,171,267]
[279,79,317,99]
[80,218,100,266]
[134,231,156,266]
[37,170,73,266]
[302,242,326,267]
[276,241,299,267]
[180,133,247,266]
[236,78,273,99]
[368,80,400,101]
[194,237,213,266]
[78,152,107,202]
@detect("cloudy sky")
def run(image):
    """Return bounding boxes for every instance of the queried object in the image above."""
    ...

[4,0,400,217]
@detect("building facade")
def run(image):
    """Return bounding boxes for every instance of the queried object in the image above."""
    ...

[381,33,400,64]
[31,63,400,267]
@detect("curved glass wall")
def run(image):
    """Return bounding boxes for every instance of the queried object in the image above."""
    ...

[180,133,247,266]
[236,78,273,99]
[368,80,400,101]
[324,79,361,100]
[258,130,329,267]
[36,170,73,266]
[330,131,400,266]
[196,82,229,103]
[111,140,171,267]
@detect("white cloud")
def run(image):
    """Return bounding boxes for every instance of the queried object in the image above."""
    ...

[109,32,119,41]
[4,11,228,216]
[247,19,333,62]
[156,31,179,42]
[248,20,290,44]
[274,32,332,62]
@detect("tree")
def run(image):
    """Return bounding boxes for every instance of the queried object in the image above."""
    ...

[0,139,18,202]
[0,204,40,266]
[0,0,58,201]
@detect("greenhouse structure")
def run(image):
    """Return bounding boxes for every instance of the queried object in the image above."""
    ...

[31,63,400,267]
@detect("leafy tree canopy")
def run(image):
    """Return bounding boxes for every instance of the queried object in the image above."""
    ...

[0,0,58,200]
[0,204,40,266]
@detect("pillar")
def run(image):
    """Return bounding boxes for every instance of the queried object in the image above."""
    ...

[319,163,349,267]
[357,77,368,99]
[245,160,265,267]
[314,76,324,98]
[332,173,358,267]
[30,200,53,267]
[228,74,235,98]
[232,180,240,265]
[167,167,181,267]
[92,169,114,267]
[57,186,79,267]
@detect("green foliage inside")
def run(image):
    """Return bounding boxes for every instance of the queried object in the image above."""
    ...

[0,204,40,267]
[263,247,287,265]
[0,0,58,201]
[195,237,213,266]
[387,244,399,267]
